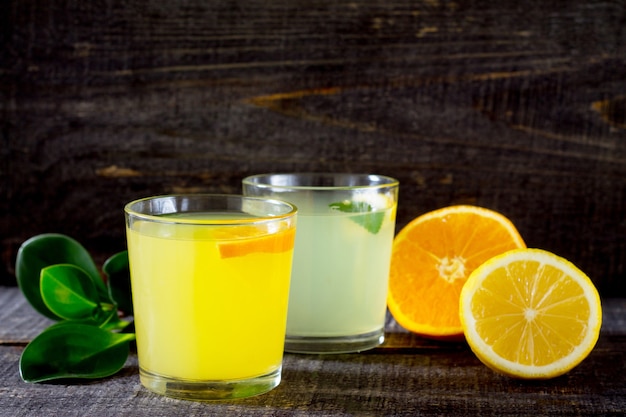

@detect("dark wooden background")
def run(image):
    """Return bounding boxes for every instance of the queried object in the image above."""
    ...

[1,0,625,295]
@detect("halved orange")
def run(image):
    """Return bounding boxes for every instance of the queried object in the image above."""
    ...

[459,248,602,379]
[387,205,526,338]
[218,226,296,259]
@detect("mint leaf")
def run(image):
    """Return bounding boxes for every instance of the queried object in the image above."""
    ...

[329,200,385,234]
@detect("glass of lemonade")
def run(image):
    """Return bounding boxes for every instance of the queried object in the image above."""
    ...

[124,194,297,401]
[242,174,399,354]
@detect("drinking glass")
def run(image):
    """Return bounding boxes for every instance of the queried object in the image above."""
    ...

[243,174,399,354]
[125,194,297,400]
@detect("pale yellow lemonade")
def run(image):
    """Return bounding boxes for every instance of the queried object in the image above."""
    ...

[286,195,396,337]
[127,212,295,381]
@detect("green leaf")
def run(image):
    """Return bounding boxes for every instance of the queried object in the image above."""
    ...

[16,234,108,320]
[40,264,104,322]
[103,251,133,314]
[329,200,385,234]
[19,322,135,383]
[56,314,131,332]
[101,317,134,333]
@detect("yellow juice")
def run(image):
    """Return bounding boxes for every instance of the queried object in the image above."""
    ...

[127,214,295,381]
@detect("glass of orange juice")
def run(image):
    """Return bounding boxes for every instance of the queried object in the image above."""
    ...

[243,174,399,354]
[124,194,297,401]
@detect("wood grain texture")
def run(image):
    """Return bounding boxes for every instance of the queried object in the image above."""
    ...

[0,287,625,416]
[1,1,625,294]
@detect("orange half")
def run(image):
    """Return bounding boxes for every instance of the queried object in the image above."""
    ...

[387,205,526,338]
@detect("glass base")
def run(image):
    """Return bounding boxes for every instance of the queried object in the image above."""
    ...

[284,328,385,354]
[139,367,281,401]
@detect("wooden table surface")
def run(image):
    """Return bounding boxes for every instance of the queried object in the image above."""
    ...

[1,287,624,416]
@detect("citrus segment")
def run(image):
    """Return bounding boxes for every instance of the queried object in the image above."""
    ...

[459,248,602,379]
[218,226,296,259]
[387,205,526,338]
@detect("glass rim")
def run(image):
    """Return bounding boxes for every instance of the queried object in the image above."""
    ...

[242,173,399,191]
[124,194,297,226]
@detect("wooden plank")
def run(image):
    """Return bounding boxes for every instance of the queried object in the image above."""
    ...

[0,288,55,344]
[1,337,624,416]
[1,287,625,415]
[1,0,625,297]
